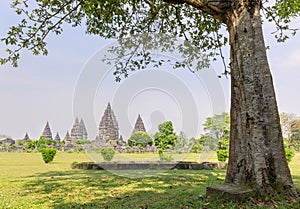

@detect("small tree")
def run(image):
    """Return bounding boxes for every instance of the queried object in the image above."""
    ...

[128,131,152,147]
[40,148,57,163]
[154,121,178,151]
[191,134,209,153]
[203,113,230,150]
[100,147,116,161]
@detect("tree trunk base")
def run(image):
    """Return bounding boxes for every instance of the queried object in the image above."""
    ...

[206,184,255,201]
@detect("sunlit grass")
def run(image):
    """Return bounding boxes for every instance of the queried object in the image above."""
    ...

[87,151,218,163]
[0,152,299,209]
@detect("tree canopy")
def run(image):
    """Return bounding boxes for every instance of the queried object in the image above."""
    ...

[1,0,299,79]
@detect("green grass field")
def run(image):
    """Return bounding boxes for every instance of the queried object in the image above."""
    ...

[0,152,299,209]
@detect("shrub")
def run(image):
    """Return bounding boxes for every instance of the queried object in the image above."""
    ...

[216,150,229,162]
[128,131,153,147]
[40,148,57,163]
[285,148,295,163]
[100,147,116,161]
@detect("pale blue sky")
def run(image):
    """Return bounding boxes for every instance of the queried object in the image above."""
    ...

[0,2,299,140]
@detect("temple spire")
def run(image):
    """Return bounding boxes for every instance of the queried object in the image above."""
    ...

[80,118,88,139]
[55,132,61,150]
[42,121,53,140]
[132,114,146,134]
[70,117,89,140]
[71,117,81,140]
[64,131,75,151]
[99,103,119,141]
[23,132,30,143]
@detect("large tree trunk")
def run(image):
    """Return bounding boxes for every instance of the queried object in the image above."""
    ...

[225,4,298,197]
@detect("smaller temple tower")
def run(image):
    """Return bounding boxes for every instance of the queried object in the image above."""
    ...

[42,121,53,140]
[23,133,30,143]
[64,131,75,151]
[80,118,88,140]
[54,133,61,150]
[98,103,119,141]
[71,117,88,140]
[71,117,82,140]
[132,114,146,134]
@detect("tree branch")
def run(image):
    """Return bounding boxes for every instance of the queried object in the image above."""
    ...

[163,0,230,21]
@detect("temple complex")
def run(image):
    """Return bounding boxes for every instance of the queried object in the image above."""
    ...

[42,121,53,140]
[132,114,146,134]
[22,103,160,153]
[99,103,119,141]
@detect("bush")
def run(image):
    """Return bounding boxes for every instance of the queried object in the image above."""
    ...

[40,148,57,163]
[100,147,116,161]
[285,148,295,163]
[128,131,153,147]
[216,150,229,162]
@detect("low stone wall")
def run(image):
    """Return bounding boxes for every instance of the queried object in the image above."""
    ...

[72,161,227,170]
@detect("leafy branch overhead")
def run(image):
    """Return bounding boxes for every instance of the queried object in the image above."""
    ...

[2,0,298,78]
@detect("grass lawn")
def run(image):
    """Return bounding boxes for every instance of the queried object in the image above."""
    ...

[0,152,299,209]
[87,151,218,163]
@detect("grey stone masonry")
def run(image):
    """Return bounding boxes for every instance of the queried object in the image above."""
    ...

[23,133,30,143]
[71,117,89,140]
[42,121,53,140]
[54,132,61,149]
[99,103,119,141]
[71,117,82,140]
[206,184,255,201]
[80,118,88,139]
[132,114,146,134]
[64,131,75,151]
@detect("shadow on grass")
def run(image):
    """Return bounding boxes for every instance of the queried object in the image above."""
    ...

[18,169,300,209]
[19,169,226,208]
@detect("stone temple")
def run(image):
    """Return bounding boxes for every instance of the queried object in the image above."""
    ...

[23,133,30,143]
[80,119,88,139]
[54,132,61,150]
[99,103,119,141]
[71,117,88,140]
[132,114,146,134]
[42,121,53,140]
[64,131,75,151]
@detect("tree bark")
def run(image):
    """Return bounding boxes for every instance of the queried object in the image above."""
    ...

[224,4,298,198]
[164,0,298,197]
